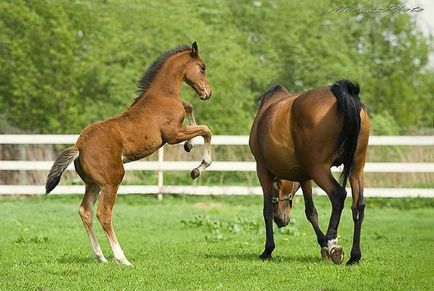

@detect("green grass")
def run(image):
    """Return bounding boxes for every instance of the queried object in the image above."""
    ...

[0,195,433,290]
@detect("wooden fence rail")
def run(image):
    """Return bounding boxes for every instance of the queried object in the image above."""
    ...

[1,135,433,197]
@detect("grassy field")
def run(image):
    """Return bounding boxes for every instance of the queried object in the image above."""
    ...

[0,195,433,290]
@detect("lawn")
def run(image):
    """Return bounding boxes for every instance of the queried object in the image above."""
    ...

[0,195,433,290]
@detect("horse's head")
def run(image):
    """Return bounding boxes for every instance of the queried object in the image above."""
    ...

[272,179,299,228]
[183,42,212,100]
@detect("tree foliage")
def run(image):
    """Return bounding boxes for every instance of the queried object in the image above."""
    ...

[0,0,432,134]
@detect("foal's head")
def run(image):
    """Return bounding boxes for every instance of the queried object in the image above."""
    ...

[183,42,212,100]
[272,179,297,228]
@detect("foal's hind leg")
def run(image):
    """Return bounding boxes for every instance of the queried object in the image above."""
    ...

[97,183,133,267]
[311,167,347,264]
[79,183,107,262]
[257,163,275,260]
[300,180,329,260]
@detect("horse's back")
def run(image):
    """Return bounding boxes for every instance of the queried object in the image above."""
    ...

[250,85,348,180]
[250,89,308,180]
[249,86,299,153]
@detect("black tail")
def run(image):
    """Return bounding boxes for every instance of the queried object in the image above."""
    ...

[46,146,79,194]
[330,80,364,188]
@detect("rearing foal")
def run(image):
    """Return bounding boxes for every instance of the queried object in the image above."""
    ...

[250,80,369,265]
[46,42,212,266]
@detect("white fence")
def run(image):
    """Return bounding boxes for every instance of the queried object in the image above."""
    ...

[0,135,433,197]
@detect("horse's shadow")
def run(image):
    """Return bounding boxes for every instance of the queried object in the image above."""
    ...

[205,252,321,264]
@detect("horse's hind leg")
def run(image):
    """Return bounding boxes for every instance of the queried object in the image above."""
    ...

[97,183,133,267]
[347,168,365,265]
[311,167,347,264]
[78,183,107,262]
[257,163,275,260]
[300,180,328,259]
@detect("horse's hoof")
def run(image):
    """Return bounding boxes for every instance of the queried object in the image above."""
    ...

[346,254,361,265]
[346,258,360,266]
[329,246,344,265]
[321,247,330,260]
[184,142,193,153]
[259,252,272,261]
[191,168,200,180]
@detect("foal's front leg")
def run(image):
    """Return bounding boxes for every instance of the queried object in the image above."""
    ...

[167,124,212,179]
[181,100,197,153]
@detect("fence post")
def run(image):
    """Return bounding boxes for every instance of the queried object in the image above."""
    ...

[18,144,28,185]
[157,147,164,200]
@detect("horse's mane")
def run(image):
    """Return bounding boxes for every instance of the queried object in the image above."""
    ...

[256,85,289,107]
[133,45,191,103]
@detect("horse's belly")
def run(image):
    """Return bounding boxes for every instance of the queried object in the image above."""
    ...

[262,148,309,181]
[122,142,162,162]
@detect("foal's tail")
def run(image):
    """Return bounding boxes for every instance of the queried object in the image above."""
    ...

[330,79,364,188]
[45,146,79,194]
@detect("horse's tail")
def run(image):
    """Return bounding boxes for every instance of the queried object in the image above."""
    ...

[45,146,79,194]
[330,79,364,188]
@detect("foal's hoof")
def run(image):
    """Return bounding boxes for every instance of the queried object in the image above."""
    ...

[329,245,344,265]
[191,168,200,180]
[116,258,134,267]
[184,142,193,153]
[95,255,108,263]
[321,247,330,260]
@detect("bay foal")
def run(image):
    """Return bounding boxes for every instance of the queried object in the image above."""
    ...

[250,80,369,265]
[46,42,212,266]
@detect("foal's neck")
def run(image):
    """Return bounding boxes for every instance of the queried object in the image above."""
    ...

[144,53,188,101]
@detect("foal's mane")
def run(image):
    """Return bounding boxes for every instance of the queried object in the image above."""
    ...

[133,45,191,103]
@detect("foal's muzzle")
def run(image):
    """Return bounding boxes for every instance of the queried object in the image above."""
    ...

[200,89,212,100]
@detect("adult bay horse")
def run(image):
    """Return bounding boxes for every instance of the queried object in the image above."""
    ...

[46,42,212,266]
[249,80,369,265]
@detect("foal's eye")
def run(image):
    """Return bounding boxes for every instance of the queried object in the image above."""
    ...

[200,65,206,73]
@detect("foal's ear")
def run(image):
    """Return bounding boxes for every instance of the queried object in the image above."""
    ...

[191,41,198,58]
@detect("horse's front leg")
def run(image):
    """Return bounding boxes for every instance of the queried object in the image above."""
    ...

[167,124,212,179]
[181,100,197,153]
[257,163,275,260]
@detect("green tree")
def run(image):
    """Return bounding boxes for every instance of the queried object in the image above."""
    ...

[0,0,432,134]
